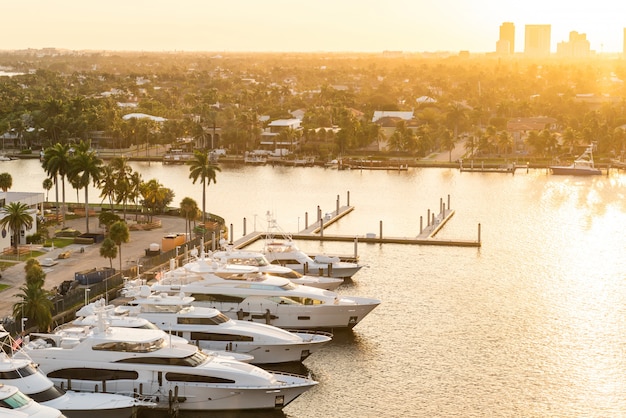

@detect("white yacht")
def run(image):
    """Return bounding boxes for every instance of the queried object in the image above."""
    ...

[151,257,381,330]
[17,319,317,412]
[0,383,65,418]
[262,240,363,279]
[209,247,344,290]
[78,295,332,365]
[0,327,150,418]
[258,215,364,279]
[549,146,602,175]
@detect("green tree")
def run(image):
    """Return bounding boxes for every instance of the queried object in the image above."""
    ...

[68,144,103,233]
[42,178,53,202]
[41,143,71,226]
[188,150,221,225]
[99,237,118,269]
[109,220,130,272]
[0,172,12,192]
[13,259,52,332]
[180,197,199,241]
[140,179,173,222]
[0,202,33,254]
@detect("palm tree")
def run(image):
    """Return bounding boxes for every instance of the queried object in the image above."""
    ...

[42,178,53,202]
[41,143,71,226]
[68,146,103,233]
[180,197,199,240]
[0,202,33,254]
[0,173,12,192]
[109,220,129,272]
[188,150,221,225]
[99,237,118,269]
[13,280,53,332]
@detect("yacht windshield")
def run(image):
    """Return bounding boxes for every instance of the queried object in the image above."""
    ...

[93,337,166,353]
[0,390,31,409]
[116,350,209,367]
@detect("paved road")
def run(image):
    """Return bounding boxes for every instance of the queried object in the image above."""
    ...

[0,214,188,318]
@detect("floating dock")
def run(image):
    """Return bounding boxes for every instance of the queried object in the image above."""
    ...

[230,193,481,249]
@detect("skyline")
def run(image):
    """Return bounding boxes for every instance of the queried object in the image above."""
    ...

[3,1,626,54]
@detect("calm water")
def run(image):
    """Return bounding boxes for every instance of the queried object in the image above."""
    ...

[8,159,626,417]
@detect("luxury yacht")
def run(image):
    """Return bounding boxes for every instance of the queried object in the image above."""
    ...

[262,240,363,279]
[76,296,332,364]
[209,247,344,290]
[0,327,150,418]
[150,257,381,330]
[17,319,317,412]
[0,383,66,418]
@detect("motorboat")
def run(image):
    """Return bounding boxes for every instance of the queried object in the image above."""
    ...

[150,257,381,330]
[17,318,317,412]
[78,295,332,365]
[549,146,602,175]
[0,326,150,418]
[262,239,363,278]
[0,383,65,417]
[210,247,344,290]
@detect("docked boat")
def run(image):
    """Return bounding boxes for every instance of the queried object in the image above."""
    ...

[243,152,267,165]
[210,247,343,290]
[0,327,149,418]
[262,240,363,279]
[78,295,332,365]
[258,215,363,279]
[0,383,65,418]
[150,257,381,330]
[18,319,317,412]
[549,146,602,175]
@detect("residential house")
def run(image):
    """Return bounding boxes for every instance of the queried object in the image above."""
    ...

[507,117,558,153]
[0,192,44,252]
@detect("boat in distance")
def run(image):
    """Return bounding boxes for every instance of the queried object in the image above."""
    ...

[78,295,333,364]
[17,320,317,412]
[150,257,381,330]
[549,146,602,175]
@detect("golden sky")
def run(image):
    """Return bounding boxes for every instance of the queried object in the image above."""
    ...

[3,0,626,53]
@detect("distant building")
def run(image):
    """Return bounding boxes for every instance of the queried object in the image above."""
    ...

[525,25,551,57]
[623,28,626,58]
[498,22,515,55]
[556,31,591,58]
[371,111,414,123]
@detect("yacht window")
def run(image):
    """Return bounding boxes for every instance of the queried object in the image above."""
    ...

[0,391,31,409]
[191,294,245,303]
[48,368,138,381]
[284,297,324,305]
[116,350,209,367]
[0,364,38,379]
[178,313,230,325]
[270,259,300,265]
[268,296,301,305]
[28,386,66,403]
[281,282,298,290]
[92,338,166,353]
[139,304,181,314]
[276,271,302,279]
[190,332,253,342]
[165,372,235,384]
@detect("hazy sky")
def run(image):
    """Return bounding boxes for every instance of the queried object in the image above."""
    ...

[3,1,626,53]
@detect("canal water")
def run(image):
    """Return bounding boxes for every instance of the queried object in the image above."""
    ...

[7,159,626,417]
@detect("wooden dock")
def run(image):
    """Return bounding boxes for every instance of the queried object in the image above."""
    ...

[459,160,523,174]
[231,195,481,249]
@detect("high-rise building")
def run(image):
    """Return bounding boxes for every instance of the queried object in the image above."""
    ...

[556,31,590,58]
[498,22,515,54]
[525,25,551,57]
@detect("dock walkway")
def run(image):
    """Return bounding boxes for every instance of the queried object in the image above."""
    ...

[231,196,480,249]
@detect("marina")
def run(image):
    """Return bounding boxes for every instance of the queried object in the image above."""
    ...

[0,160,626,417]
